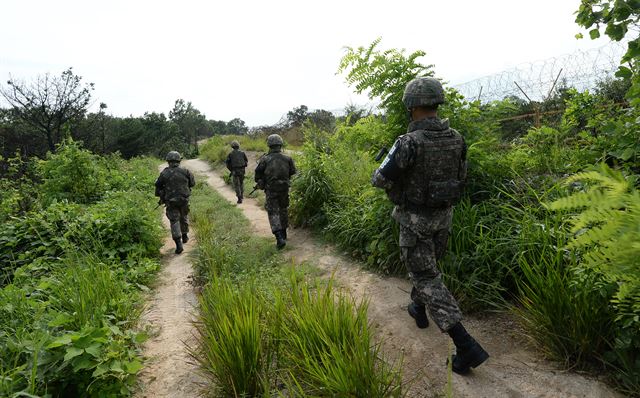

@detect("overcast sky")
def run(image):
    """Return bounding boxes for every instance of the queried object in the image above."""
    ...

[1,0,613,126]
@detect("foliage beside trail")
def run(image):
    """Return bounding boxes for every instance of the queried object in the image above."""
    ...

[199,134,269,165]
[0,140,163,397]
[289,39,640,395]
[189,183,403,397]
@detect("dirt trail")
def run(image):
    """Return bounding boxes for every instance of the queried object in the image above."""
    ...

[135,166,205,398]
[184,157,623,398]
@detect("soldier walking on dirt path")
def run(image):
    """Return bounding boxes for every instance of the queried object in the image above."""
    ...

[254,134,296,249]
[225,140,249,204]
[371,77,489,375]
[155,151,196,254]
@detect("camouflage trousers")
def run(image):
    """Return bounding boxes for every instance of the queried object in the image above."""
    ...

[399,224,462,332]
[231,169,245,199]
[265,191,289,233]
[166,203,190,240]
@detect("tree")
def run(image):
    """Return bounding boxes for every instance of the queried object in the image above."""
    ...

[227,118,248,135]
[575,1,640,104]
[286,105,308,127]
[169,99,206,156]
[307,109,335,131]
[0,68,94,152]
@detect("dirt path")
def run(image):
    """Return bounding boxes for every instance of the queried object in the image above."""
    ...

[184,157,623,398]
[135,166,204,398]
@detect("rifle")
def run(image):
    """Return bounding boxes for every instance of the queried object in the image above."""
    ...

[374,147,388,162]
[248,184,260,197]
[154,198,164,210]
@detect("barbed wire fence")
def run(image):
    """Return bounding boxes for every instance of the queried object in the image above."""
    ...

[452,41,627,104]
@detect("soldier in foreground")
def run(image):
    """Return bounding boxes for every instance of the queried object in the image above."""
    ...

[254,134,296,249]
[371,77,489,374]
[225,140,249,204]
[155,151,196,254]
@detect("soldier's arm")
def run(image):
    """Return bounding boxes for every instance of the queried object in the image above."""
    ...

[254,158,266,184]
[243,152,248,167]
[154,174,164,197]
[188,169,196,188]
[289,157,297,176]
[225,153,232,170]
[371,135,415,189]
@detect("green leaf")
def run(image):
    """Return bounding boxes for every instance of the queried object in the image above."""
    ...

[133,331,148,344]
[589,29,601,39]
[575,33,584,39]
[85,343,102,358]
[615,66,633,79]
[73,356,95,371]
[47,334,72,348]
[48,312,74,327]
[64,346,84,362]
[620,147,635,161]
[92,363,110,377]
[124,360,143,374]
[110,360,124,373]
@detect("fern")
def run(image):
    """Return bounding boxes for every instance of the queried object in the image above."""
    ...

[548,163,640,392]
[548,162,640,299]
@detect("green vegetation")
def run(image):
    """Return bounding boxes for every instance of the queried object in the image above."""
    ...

[0,140,162,397]
[288,35,640,395]
[188,182,402,396]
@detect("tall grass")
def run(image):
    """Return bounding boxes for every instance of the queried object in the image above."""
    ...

[189,182,404,396]
[514,254,615,367]
[48,254,138,330]
[194,278,273,397]
[200,135,268,165]
[278,275,403,397]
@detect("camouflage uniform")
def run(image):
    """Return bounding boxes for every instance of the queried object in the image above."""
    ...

[372,117,466,332]
[225,147,248,201]
[254,146,296,238]
[155,163,196,243]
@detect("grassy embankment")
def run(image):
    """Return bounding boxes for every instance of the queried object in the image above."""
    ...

[0,140,164,397]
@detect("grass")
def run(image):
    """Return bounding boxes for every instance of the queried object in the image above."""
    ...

[188,181,404,396]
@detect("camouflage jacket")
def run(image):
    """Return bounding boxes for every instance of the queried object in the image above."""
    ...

[254,148,296,193]
[372,117,466,236]
[155,165,195,205]
[225,149,248,171]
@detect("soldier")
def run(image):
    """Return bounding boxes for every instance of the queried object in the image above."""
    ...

[225,140,249,204]
[155,151,196,254]
[371,77,489,374]
[254,134,296,249]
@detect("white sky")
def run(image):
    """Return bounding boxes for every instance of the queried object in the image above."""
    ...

[1,0,613,126]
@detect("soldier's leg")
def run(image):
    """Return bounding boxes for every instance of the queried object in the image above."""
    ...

[434,228,450,261]
[179,203,190,243]
[401,227,488,373]
[238,173,245,198]
[166,206,184,253]
[232,174,242,201]
[400,226,462,332]
[279,193,290,238]
[265,192,286,248]
[264,193,283,233]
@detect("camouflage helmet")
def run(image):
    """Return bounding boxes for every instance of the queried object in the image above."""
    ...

[230,140,240,149]
[402,77,445,109]
[266,134,284,147]
[165,151,182,162]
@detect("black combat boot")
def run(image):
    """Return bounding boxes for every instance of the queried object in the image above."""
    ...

[447,323,489,374]
[408,302,429,329]
[237,197,243,204]
[182,233,189,243]
[174,238,184,254]
[275,230,286,249]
